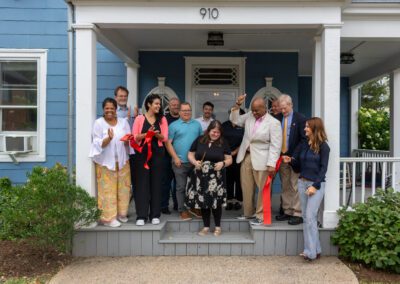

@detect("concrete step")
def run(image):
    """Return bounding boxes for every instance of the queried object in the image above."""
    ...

[165,219,250,233]
[160,231,255,244]
[160,231,255,256]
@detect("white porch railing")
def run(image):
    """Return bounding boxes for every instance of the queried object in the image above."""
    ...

[339,157,400,207]
[352,149,391,158]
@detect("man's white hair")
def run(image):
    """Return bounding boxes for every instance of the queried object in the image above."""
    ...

[169,97,180,103]
[278,94,293,105]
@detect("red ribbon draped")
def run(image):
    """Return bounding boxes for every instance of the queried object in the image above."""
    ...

[263,156,283,225]
[129,130,155,170]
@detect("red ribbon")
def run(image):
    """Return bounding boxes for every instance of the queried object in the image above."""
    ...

[263,156,283,225]
[129,130,155,170]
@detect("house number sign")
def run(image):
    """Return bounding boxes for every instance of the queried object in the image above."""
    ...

[200,8,219,20]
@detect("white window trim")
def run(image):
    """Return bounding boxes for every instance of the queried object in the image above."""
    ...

[184,57,246,116]
[0,49,47,162]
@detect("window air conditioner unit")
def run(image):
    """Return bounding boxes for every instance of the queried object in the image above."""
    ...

[4,135,34,153]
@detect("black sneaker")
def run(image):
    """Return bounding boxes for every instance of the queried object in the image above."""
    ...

[250,218,264,226]
[236,215,256,220]
[233,202,242,210]
[161,208,171,215]
[275,214,291,221]
[225,203,233,210]
[288,216,303,225]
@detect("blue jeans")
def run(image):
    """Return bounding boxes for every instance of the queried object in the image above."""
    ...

[298,179,325,259]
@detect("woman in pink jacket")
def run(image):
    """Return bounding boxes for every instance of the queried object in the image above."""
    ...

[132,94,168,226]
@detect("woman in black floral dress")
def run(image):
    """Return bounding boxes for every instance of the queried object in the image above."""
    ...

[186,120,232,236]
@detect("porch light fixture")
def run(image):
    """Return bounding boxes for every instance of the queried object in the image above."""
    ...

[340,52,355,64]
[207,32,224,46]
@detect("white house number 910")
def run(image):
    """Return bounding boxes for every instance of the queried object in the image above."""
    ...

[200,8,219,20]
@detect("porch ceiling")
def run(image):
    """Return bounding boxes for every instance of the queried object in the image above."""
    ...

[98,26,400,78]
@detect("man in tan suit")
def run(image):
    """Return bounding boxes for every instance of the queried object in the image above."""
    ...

[230,95,282,225]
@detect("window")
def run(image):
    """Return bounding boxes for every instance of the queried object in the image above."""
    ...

[0,50,47,162]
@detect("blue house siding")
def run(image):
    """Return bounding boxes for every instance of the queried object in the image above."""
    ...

[0,1,126,184]
[0,1,69,183]
[138,51,299,109]
[298,76,351,157]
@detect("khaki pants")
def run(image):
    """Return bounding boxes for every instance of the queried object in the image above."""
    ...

[279,162,302,217]
[240,153,268,220]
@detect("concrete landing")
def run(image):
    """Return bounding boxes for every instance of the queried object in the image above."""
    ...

[50,256,358,284]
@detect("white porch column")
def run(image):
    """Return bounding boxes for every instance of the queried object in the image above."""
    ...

[350,85,361,154]
[320,25,341,228]
[312,36,322,117]
[74,24,97,196]
[126,63,139,109]
[390,69,400,191]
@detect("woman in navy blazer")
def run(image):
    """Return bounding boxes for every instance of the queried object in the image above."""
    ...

[283,117,330,261]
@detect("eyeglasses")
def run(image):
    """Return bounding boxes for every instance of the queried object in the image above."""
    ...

[180,109,192,113]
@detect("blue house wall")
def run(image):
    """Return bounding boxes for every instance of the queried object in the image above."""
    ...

[0,0,126,184]
[138,51,299,109]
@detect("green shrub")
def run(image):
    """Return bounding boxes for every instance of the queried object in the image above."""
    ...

[0,164,100,253]
[331,188,400,273]
[358,107,390,150]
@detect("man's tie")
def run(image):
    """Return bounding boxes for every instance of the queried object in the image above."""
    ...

[282,117,288,153]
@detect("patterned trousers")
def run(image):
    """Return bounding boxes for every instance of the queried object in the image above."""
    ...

[96,162,131,222]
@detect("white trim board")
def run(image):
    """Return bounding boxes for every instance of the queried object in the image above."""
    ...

[184,56,246,115]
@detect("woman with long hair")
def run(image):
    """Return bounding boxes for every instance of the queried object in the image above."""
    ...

[186,120,232,236]
[89,97,131,227]
[132,94,168,226]
[283,117,330,261]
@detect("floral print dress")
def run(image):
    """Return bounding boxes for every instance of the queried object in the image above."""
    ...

[185,137,231,209]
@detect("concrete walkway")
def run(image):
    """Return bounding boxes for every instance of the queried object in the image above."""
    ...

[50,256,358,284]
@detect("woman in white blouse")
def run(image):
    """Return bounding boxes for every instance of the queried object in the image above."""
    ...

[89,98,131,227]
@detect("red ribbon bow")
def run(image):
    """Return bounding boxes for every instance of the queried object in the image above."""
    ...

[262,156,283,225]
[129,130,155,170]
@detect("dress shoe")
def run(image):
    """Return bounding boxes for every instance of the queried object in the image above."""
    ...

[180,211,192,221]
[161,208,171,215]
[275,214,291,221]
[225,203,233,210]
[189,208,202,218]
[233,202,242,210]
[173,204,178,211]
[288,216,303,225]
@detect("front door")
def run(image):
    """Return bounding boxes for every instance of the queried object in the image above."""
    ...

[193,88,238,123]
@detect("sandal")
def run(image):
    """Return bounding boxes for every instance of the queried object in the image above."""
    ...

[214,227,222,237]
[198,227,209,236]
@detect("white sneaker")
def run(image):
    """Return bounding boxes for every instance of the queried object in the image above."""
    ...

[136,219,145,226]
[151,218,160,225]
[118,216,129,223]
[104,219,121,228]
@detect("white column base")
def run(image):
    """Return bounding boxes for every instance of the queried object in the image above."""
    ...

[322,210,339,229]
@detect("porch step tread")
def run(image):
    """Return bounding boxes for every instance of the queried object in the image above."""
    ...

[160,231,255,244]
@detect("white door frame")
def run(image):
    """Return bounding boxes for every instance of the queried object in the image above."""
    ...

[184,56,246,116]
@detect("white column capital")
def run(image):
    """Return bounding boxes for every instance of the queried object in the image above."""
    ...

[322,23,343,29]
[313,36,321,42]
[72,23,96,31]
[124,62,140,69]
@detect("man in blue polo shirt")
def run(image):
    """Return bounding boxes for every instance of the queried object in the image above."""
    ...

[165,102,203,221]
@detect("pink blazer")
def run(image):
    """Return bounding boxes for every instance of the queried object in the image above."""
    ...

[132,115,168,147]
